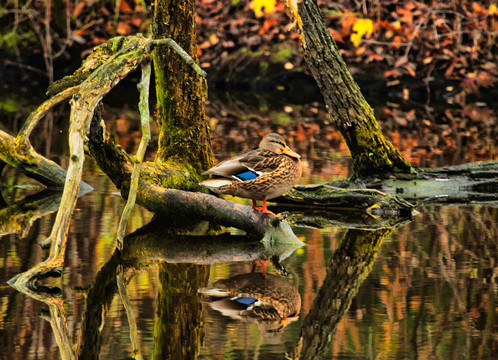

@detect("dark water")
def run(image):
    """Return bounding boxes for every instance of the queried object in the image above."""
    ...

[0,92,497,359]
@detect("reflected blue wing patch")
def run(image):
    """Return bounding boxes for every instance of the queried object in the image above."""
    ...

[233,297,257,306]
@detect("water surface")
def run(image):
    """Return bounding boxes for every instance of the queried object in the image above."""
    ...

[0,92,496,359]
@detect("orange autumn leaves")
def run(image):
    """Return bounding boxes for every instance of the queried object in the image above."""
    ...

[247,0,497,86]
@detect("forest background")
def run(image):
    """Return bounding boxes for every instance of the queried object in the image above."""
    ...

[0,1,497,359]
[1,0,497,169]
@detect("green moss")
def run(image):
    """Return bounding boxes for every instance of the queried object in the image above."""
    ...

[269,42,295,63]
[259,61,269,74]
[143,159,204,191]
[269,111,293,126]
[0,98,18,112]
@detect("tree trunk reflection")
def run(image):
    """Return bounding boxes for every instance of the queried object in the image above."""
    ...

[153,263,209,360]
[296,228,392,359]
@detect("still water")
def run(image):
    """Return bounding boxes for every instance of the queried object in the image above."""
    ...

[0,92,497,359]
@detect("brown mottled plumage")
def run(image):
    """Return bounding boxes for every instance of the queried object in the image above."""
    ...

[199,273,301,331]
[200,133,302,214]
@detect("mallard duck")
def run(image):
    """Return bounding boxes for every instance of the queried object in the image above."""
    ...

[199,273,301,332]
[200,133,302,214]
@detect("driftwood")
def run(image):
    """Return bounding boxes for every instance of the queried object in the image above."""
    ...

[362,161,498,205]
[6,35,209,286]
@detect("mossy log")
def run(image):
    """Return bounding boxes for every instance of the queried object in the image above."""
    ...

[363,161,498,205]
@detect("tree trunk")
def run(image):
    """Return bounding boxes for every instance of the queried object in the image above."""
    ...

[293,0,413,178]
[152,0,213,175]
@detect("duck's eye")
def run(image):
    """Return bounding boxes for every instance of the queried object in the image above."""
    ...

[268,140,285,147]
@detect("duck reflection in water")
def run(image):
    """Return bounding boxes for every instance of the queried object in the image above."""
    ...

[199,272,301,333]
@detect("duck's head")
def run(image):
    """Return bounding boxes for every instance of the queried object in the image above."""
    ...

[259,133,301,159]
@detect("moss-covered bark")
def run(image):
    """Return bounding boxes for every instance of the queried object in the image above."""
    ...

[294,0,413,178]
[152,0,213,175]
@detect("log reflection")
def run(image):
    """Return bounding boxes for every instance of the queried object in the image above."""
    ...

[8,215,303,359]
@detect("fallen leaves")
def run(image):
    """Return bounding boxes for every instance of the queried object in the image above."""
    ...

[350,18,374,46]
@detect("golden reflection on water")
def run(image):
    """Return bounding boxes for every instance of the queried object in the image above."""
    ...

[0,98,497,359]
[1,165,496,359]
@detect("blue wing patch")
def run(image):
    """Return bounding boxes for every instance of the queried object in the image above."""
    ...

[233,297,258,306]
[235,170,259,181]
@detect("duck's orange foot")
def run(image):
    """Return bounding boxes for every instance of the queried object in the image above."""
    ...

[251,260,269,278]
[252,198,275,216]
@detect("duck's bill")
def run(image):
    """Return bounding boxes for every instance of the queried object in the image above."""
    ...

[283,146,301,159]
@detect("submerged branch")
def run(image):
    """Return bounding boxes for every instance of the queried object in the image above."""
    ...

[366,160,498,205]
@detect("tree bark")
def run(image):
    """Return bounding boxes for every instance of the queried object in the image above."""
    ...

[152,0,213,175]
[292,0,413,178]
[0,130,75,189]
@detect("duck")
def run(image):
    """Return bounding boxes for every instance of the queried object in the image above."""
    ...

[200,133,302,214]
[199,272,301,332]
